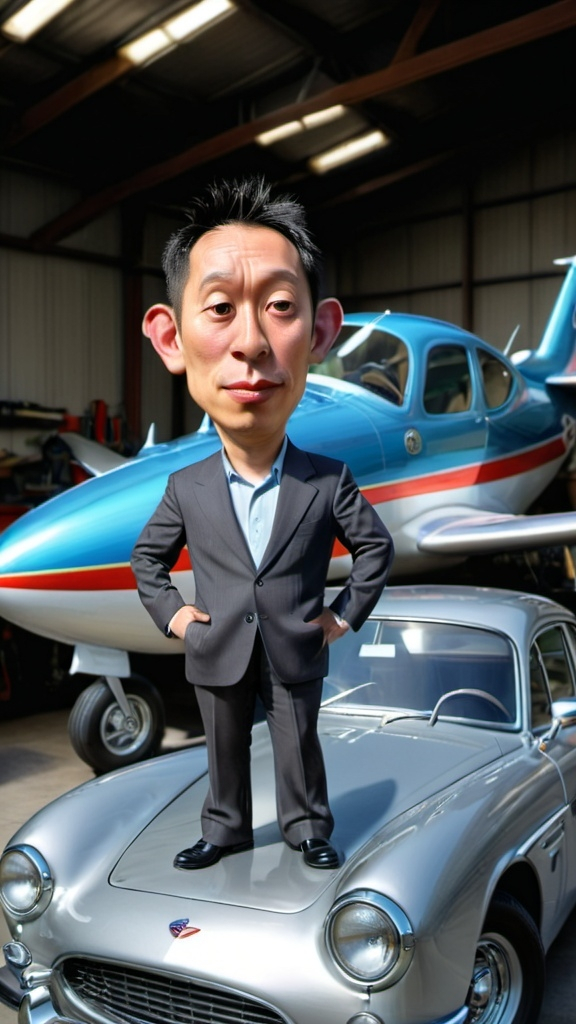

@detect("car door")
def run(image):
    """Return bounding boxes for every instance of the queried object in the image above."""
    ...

[530,622,576,903]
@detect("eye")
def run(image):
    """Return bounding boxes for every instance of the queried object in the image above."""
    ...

[270,299,293,313]
[211,302,232,316]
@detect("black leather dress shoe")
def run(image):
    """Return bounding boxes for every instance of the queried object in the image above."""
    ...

[174,838,253,870]
[300,838,340,869]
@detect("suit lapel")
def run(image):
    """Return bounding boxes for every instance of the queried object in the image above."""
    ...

[188,442,319,574]
[259,441,318,572]
[189,452,255,570]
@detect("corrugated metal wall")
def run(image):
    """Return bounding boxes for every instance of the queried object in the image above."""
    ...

[1,126,575,460]
[337,128,576,352]
[0,170,123,457]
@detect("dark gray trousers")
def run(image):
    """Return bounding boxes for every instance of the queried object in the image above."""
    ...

[194,632,334,848]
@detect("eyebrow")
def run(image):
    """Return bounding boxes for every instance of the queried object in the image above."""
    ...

[199,268,302,290]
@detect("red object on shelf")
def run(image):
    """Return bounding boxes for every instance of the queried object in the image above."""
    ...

[92,400,108,443]
[0,503,32,532]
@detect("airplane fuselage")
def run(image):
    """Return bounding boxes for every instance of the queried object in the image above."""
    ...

[0,305,574,655]
[3,251,576,663]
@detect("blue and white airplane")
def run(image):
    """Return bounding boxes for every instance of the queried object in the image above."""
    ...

[1,257,576,768]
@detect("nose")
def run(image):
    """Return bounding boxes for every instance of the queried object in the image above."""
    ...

[231,306,270,361]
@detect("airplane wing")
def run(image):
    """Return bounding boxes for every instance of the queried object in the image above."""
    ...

[60,432,129,477]
[546,374,576,386]
[415,507,576,556]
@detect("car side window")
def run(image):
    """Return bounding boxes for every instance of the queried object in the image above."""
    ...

[477,349,513,409]
[423,345,471,414]
[529,646,551,729]
[536,626,575,701]
[530,626,576,730]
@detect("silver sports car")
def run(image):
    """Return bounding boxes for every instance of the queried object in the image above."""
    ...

[2,584,576,1024]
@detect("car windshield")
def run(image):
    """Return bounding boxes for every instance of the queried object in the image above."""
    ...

[322,617,517,726]
[310,323,409,406]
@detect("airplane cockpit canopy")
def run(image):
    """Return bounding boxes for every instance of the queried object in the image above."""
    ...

[311,322,514,414]
[311,324,409,406]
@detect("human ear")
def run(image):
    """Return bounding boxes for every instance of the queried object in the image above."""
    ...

[142,304,186,375]
[309,298,344,364]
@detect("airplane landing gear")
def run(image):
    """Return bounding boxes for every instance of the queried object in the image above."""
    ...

[68,674,165,774]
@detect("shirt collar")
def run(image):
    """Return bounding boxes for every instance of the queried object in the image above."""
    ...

[222,435,288,486]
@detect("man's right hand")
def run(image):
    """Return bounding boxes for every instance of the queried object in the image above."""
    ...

[169,604,211,639]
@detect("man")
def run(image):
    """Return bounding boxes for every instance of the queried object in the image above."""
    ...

[131,176,393,871]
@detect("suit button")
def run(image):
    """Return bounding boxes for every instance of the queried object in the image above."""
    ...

[256,578,263,587]
[245,613,255,623]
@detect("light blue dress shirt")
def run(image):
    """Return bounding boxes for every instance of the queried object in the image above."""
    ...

[222,437,288,568]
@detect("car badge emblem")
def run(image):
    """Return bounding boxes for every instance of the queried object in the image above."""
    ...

[169,918,201,938]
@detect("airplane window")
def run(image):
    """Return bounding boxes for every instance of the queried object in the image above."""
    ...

[309,326,409,406]
[477,349,513,409]
[423,345,471,414]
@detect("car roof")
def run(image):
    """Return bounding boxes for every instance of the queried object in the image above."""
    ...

[359,584,576,639]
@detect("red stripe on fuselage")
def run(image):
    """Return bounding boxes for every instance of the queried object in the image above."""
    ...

[0,434,567,589]
[362,433,567,504]
[0,550,192,590]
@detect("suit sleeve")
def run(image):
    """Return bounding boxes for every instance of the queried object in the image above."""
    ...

[329,462,394,631]
[130,475,188,635]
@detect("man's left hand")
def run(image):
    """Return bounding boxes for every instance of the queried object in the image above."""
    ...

[311,607,350,646]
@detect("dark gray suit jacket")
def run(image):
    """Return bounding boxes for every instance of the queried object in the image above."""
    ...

[131,439,394,687]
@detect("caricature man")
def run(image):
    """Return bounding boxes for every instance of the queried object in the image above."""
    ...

[131,176,393,870]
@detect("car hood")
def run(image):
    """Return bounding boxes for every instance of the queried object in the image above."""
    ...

[110,714,513,913]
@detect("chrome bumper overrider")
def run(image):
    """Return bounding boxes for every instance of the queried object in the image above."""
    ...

[2,942,79,1024]
[12,984,81,1024]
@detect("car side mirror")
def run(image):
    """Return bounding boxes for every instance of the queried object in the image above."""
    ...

[539,697,576,750]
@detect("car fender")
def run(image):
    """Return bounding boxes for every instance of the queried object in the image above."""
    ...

[332,737,567,1008]
[2,746,208,896]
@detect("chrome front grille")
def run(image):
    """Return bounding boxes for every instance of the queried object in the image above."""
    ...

[61,957,288,1024]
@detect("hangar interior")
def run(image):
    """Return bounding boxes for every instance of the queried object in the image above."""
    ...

[0,0,575,486]
[1,5,576,1011]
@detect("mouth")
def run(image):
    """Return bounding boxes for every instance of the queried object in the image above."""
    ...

[223,380,282,404]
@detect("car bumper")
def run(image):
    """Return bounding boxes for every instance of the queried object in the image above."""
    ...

[1,981,470,1024]
[2,941,470,1024]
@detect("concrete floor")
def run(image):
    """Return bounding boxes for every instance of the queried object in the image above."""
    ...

[1,708,576,1023]
[0,707,196,1023]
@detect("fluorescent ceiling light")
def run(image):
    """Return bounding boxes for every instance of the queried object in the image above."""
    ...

[119,0,235,65]
[256,121,303,146]
[309,129,389,174]
[303,105,347,130]
[256,105,347,147]
[1,0,75,42]
[165,0,234,41]
[119,27,172,65]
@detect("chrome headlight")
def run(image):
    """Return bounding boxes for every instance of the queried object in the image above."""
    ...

[0,845,53,920]
[325,890,414,988]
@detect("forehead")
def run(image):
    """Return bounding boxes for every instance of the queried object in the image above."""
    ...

[188,223,306,287]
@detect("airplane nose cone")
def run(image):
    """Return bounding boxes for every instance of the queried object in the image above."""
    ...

[0,434,215,650]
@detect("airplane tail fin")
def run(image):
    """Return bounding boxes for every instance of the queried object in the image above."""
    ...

[517,256,576,383]
[59,432,128,477]
[141,423,157,449]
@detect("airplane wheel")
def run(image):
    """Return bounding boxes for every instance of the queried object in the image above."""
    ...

[68,675,165,774]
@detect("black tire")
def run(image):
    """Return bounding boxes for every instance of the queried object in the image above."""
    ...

[466,891,545,1024]
[68,675,165,774]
